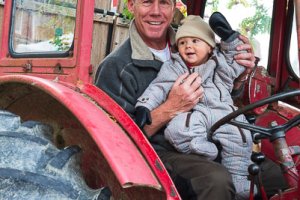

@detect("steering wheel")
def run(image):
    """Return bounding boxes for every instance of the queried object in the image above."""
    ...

[207,90,300,142]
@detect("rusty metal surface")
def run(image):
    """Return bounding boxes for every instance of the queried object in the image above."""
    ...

[246,67,275,114]
[257,109,300,163]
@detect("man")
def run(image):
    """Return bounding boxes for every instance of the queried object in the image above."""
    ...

[95,0,286,199]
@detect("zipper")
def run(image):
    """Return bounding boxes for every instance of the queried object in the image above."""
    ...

[185,112,192,127]
[210,56,223,101]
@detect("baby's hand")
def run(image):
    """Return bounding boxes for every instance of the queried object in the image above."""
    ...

[135,106,152,128]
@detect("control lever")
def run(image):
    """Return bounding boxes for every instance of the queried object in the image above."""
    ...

[248,152,268,200]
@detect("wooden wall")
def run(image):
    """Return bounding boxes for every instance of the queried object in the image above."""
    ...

[111,0,130,51]
[91,0,130,80]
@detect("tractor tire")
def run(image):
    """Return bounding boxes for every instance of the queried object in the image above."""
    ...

[0,110,111,200]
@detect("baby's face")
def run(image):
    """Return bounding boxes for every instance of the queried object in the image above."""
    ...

[177,37,212,67]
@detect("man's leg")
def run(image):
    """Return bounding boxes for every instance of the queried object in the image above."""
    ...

[157,150,236,200]
[259,158,289,198]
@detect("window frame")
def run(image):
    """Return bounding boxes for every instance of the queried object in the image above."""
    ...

[285,1,300,80]
[8,0,76,58]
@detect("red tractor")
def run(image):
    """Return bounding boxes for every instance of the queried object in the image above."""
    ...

[0,0,299,199]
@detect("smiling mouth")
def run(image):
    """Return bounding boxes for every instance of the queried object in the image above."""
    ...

[148,21,163,25]
[186,53,195,56]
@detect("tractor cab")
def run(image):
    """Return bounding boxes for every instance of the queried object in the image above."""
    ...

[0,0,299,199]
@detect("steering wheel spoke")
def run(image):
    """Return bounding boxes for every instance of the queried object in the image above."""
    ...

[228,120,272,136]
[280,114,300,132]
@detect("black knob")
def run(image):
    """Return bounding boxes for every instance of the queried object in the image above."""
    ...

[246,114,256,124]
[251,152,265,165]
[248,163,260,176]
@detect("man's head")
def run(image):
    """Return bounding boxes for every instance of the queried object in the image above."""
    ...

[127,0,176,49]
[176,15,216,67]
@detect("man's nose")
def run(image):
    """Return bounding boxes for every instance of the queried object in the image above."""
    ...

[151,1,162,14]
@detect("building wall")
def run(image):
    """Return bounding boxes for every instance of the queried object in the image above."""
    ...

[91,0,130,79]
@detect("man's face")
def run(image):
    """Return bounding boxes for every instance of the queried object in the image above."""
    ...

[128,0,175,45]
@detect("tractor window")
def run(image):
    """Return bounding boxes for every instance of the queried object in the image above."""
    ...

[203,0,273,68]
[288,8,300,78]
[9,0,77,57]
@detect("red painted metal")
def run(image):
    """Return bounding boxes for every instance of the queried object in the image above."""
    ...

[0,0,95,85]
[75,0,94,84]
[0,74,181,199]
[268,0,288,92]
[270,188,299,200]
[80,83,180,199]
[0,0,299,199]
[0,1,75,70]
[257,106,300,199]
[273,137,298,188]
[0,74,160,187]
[283,0,300,93]
[259,111,300,161]
[237,66,275,115]
[259,100,300,155]
[187,0,204,15]
[258,108,300,191]
[0,1,181,198]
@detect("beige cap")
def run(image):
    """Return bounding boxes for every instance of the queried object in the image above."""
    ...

[175,15,216,48]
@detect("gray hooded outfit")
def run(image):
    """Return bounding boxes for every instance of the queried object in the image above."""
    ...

[136,38,253,199]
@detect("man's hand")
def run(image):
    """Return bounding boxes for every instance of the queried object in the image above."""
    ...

[235,35,256,72]
[165,72,204,116]
[143,72,204,137]
[232,35,259,98]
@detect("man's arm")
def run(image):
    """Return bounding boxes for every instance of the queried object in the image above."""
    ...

[144,72,204,137]
[95,56,137,117]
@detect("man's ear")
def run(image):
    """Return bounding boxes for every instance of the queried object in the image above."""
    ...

[127,0,134,12]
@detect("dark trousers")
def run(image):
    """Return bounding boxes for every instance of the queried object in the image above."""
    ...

[157,150,235,200]
[259,158,289,198]
[157,150,288,200]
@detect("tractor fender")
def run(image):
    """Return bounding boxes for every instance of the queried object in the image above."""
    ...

[0,74,180,199]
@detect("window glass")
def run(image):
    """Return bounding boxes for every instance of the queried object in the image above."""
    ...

[10,0,77,55]
[289,9,300,78]
[204,0,273,68]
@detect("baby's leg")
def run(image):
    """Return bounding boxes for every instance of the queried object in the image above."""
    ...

[231,174,252,200]
[164,111,218,160]
[213,116,253,199]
